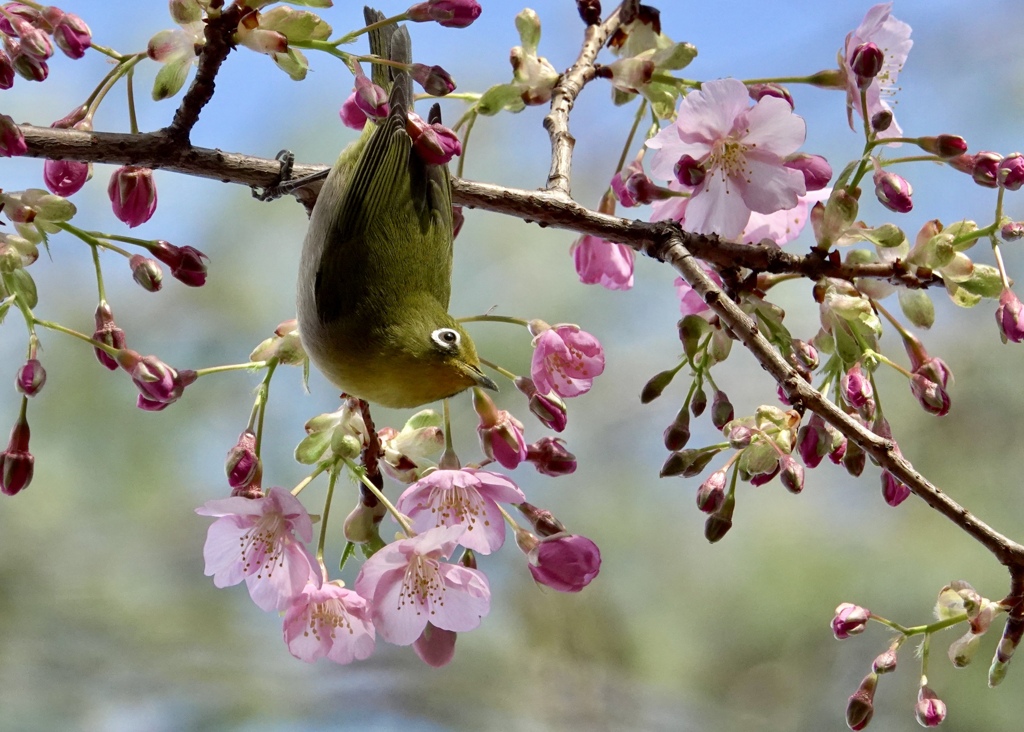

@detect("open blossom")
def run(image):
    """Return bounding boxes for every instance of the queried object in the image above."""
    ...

[282,580,376,665]
[196,487,316,612]
[842,3,912,141]
[395,468,525,554]
[646,78,807,239]
[354,525,490,646]
[529,322,605,398]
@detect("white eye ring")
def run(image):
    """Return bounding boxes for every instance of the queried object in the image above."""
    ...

[431,328,461,350]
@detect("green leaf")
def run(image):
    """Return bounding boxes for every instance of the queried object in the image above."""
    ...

[958,263,1003,299]
[273,47,309,81]
[477,83,525,115]
[283,0,332,7]
[152,58,191,101]
[515,8,541,55]
[898,288,935,329]
[260,7,332,42]
[945,282,982,308]
[404,409,442,431]
[651,41,697,70]
[7,269,37,309]
[738,440,779,477]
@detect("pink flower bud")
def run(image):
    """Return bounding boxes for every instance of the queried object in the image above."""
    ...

[525,436,576,476]
[16,358,46,396]
[407,0,482,28]
[0,412,33,496]
[226,430,261,491]
[1001,221,1024,241]
[92,301,126,370]
[12,50,48,82]
[43,158,90,196]
[873,169,913,213]
[710,390,734,430]
[832,602,871,639]
[0,3,39,34]
[407,114,462,165]
[918,134,967,158]
[151,241,208,287]
[515,376,569,432]
[525,533,601,593]
[849,42,884,87]
[696,470,726,513]
[881,470,911,507]
[872,648,898,674]
[845,673,877,731]
[108,166,157,227]
[996,289,1024,343]
[52,13,91,59]
[674,154,706,187]
[971,151,1003,188]
[353,73,389,120]
[0,113,26,157]
[998,152,1024,191]
[784,153,832,191]
[747,82,793,109]
[411,62,455,96]
[473,389,527,469]
[779,455,804,493]
[910,374,950,416]
[914,685,947,727]
[11,16,53,60]
[116,349,196,410]
[0,50,14,89]
[841,363,874,411]
[129,255,163,292]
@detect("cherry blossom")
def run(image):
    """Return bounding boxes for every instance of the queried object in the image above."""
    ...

[646,77,807,239]
[570,234,635,290]
[529,322,605,398]
[282,580,376,665]
[395,468,525,554]
[196,487,316,612]
[841,3,912,141]
[354,525,490,646]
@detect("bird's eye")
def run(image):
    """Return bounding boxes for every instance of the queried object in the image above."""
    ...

[431,328,461,350]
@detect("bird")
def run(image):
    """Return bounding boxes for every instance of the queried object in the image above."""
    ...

[296,11,495,409]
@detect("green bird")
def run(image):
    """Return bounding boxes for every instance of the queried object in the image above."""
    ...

[297,12,495,408]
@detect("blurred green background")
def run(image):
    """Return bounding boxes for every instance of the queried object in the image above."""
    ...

[2,2,1024,730]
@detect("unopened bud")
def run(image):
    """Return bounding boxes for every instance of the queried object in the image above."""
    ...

[710,390,734,429]
[129,255,163,292]
[663,406,690,451]
[640,368,676,403]
[690,386,707,417]
[779,455,804,494]
[845,673,877,731]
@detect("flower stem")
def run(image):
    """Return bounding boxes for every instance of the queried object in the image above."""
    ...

[344,457,413,535]
[458,313,530,327]
[193,361,268,378]
[316,465,340,574]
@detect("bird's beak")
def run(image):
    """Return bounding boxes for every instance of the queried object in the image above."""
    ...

[469,365,498,392]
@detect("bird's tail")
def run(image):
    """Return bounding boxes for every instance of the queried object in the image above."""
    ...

[364,6,413,111]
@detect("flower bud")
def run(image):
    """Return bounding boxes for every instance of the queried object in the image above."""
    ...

[92,301,126,370]
[747,82,793,109]
[151,241,208,287]
[949,629,982,668]
[971,151,1003,188]
[690,386,707,417]
[841,363,874,411]
[343,500,381,544]
[832,602,870,639]
[129,255,163,292]
[108,166,157,227]
[663,407,690,451]
[0,113,26,157]
[413,623,457,667]
[16,358,45,396]
[850,42,884,87]
[354,73,389,120]
[881,470,911,507]
[998,152,1024,191]
[873,647,898,674]
[727,424,752,450]
[524,532,601,592]
[517,501,565,537]
[43,158,91,196]
[640,368,676,403]
[914,684,947,728]
[704,496,734,543]
[525,436,576,476]
[407,114,462,164]
[0,409,33,496]
[12,52,48,82]
[710,390,734,429]
[674,154,706,187]
[516,377,568,432]
[873,169,913,213]
[225,430,261,491]
[52,13,91,60]
[779,455,804,494]
[474,390,527,470]
[910,374,950,416]
[845,673,877,731]
[0,50,13,90]
[871,109,892,133]
[406,0,482,28]
[1001,221,1024,241]
[784,153,832,191]
[411,63,455,96]
[696,470,726,513]
[918,134,967,159]
[996,289,1024,343]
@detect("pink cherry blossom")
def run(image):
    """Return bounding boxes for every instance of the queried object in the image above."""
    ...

[646,77,807,239]
[282,580,376,664]
[842,3,912,141]
[196,487,316,612]
[530,323,605,398]
[571,234,634,290]
[395,468,525,554]
[741,188,831,246]
[354,525,490,646]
